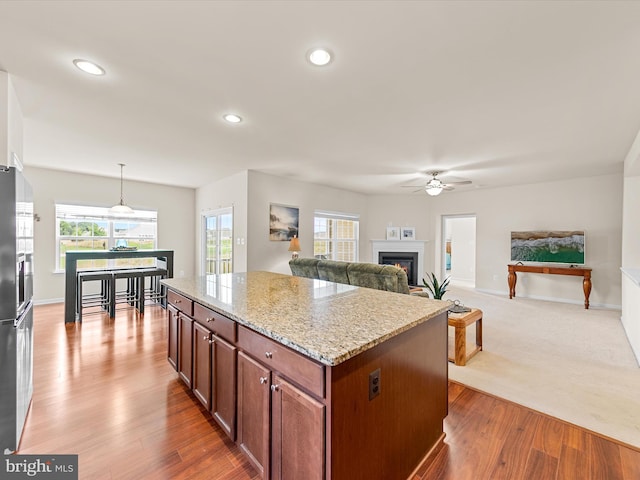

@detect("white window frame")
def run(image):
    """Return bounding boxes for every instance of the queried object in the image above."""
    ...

[55,203,158,272]
[313,210,360,262]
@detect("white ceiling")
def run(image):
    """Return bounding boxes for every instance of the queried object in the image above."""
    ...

[2,1,640,195]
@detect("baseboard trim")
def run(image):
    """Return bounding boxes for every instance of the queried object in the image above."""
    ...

[33,298,64,306]
[474,288,621,310]
[406,431,446,479]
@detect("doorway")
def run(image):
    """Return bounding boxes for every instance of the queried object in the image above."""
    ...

[202,207,233,274]
[442,215,476,288]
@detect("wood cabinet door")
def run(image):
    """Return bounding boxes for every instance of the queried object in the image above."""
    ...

[193,322,212,409]
[178,313,193,388]
[271,375,325,480]
[211,334,237,440]
[237,351,270,479]
[167,304,179,371]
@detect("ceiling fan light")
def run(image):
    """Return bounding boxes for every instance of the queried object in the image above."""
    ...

[425,177,443,196]
[426,185,443,196]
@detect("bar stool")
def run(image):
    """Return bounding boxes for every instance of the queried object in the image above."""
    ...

[139,267,168,313]
[112,269,144,314]
[76,270,115,322]
[112,267,167,315]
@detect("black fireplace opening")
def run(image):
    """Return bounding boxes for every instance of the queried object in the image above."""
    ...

[378,252,419,286]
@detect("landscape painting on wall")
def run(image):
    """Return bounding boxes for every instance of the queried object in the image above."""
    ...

[269,203,299,241]
[510,230,585,264]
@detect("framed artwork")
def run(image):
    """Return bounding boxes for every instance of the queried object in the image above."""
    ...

[386,227,400,240]
[269,203,299,241]
[401,227,416,240]
[510,230,585,264]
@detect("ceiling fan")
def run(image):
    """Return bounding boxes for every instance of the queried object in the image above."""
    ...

[402,171,472,196]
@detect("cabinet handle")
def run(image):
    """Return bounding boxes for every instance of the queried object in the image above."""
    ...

[259,377,268,384]
[271,384,280,392]
[175,299,181,303]
[265,352,273,359]
[206,317,214,323]
[203,336,209,341]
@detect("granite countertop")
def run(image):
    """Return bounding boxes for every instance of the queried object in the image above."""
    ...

[161,271,449,366]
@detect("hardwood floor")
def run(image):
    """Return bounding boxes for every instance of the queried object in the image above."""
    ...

[19,303,640,479]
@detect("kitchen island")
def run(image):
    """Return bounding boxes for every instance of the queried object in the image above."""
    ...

[162,271,449,480]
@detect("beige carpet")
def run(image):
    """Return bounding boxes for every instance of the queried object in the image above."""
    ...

[446,285,640,449]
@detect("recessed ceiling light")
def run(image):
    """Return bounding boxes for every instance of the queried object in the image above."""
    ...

[307,48,332,66]
[73,59,105,76]
[223,113,243,124]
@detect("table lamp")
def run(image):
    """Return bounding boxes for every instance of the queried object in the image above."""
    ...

[288,235,301,259]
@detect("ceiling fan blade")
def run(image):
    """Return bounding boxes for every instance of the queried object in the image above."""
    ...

[442,185,455,191]
[443,180,472,186]
[400,185,427,193]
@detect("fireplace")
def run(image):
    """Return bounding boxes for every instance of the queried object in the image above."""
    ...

[371,240,426,287]
[379,252,419,286]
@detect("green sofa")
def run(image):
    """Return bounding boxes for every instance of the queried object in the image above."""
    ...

[289,258,411,295]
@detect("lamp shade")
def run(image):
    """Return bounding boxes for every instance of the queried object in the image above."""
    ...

[288,235,301,252]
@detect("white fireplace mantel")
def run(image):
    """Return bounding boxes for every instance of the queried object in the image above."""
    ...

[371,240,427,286]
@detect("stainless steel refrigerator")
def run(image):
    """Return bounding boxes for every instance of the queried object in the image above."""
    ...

[0,162,34,454]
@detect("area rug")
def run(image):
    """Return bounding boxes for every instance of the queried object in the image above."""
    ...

[445,285,640,449]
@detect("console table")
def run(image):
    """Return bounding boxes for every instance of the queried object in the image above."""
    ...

[508,264,592,309]
[64,249,174,323]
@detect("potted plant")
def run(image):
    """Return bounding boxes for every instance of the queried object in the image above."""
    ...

[422,273,451,300]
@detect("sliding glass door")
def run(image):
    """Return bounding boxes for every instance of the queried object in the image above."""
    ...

[203,208,233,274]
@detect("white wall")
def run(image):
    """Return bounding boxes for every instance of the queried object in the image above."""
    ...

[195,170,369,276]
[195,170,249,274]
[449,216,476,285]
[621,272,640,363]
[621,133,640,362]
[24,166,196,303]
[246,171,368,275]
[0,72,6,162]
[366,174,623,308]
[1,71,23,165]
[622,175,640,267]
[364,195,433,277]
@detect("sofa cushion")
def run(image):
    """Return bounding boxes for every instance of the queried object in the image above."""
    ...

[289,258,410,295]
[346,263,410,294]
[317,260,350,284]
[288,258,320,279]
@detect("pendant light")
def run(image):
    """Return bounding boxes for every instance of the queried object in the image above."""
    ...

[109,163,134,215]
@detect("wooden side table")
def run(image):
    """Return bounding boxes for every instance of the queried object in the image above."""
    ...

[448,308,483,366]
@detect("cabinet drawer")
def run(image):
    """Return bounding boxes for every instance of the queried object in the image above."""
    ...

[167,289,193,316]
[193,303,236,342]
[237,325,324,399]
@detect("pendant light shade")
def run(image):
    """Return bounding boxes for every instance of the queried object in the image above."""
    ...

[109,163,134,215]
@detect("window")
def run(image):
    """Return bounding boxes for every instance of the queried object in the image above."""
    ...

[56,204,158,271]
[203,208,233,274]
[313,211,359,261]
